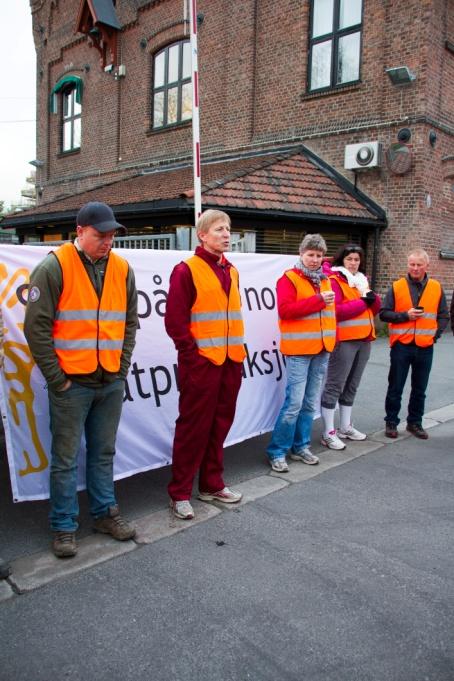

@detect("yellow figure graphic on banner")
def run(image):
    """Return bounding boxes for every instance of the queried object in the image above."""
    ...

[0,263,48,476]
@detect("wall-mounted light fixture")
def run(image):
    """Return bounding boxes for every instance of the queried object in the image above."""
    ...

[386,66,416,86]
[29,159,44,168]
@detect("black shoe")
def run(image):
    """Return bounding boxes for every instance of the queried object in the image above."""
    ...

[0,558,11,579]
[385,422,398,438]
[406,423,428,440]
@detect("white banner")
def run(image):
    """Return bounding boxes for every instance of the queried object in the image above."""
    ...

[0,245,297,502]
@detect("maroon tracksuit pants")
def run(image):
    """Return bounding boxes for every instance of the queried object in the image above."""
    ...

[168,355,242,501]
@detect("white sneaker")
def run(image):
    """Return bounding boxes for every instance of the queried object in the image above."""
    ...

[269,457,289,473]
[198,487,242,503]
[289,448,319,465]
[338,425,367,441]
[170,500,194,520]
[321,431,346,450]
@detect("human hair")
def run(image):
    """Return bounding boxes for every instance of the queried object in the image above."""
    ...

[407,248,429,264]
[299,233,327,254]
[196,210,231,239]
[332,243,365,272]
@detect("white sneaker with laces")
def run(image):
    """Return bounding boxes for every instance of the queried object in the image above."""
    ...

[171,500,194,520]
[269,457,289,473]
[198,487,242,503]
[289,448,319,465]
[338,425,367,441]
[321,430,346,450]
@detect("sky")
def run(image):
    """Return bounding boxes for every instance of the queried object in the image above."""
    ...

[0,2,36,209]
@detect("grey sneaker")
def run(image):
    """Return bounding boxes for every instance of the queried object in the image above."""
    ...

[52,531,77,558]
[289,448,319,465]
[321,431,346,450]
[269,457,289,473]
[171,500,195,520]
[198,487,242,503]
[93,505,136,540]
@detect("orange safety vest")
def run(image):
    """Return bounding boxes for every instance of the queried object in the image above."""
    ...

[186,255,246,366]
[330,275,376,342]
[52,243,128,373]
[279,270,336,355]
[388,277,440,347]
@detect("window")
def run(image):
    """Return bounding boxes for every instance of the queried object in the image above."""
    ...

[61,86,81,152]
[152,40,192,129]
[308,0,362,92]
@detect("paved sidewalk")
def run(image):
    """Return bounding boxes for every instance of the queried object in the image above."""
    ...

[0,333,453,597]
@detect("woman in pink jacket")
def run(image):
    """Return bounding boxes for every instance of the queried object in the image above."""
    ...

[320,244,381,450]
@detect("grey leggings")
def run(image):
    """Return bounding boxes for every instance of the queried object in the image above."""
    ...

[321,340,371,408]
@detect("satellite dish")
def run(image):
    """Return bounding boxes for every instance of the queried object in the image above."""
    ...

[386,143,412,175]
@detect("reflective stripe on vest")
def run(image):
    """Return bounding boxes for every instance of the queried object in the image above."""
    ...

[330,275,376,341]
[52,243,128,373]
[388,278,441,347]
[279,270,336,355]
[186,255,246,366]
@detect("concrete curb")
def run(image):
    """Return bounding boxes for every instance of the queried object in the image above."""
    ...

[3,403,454,598]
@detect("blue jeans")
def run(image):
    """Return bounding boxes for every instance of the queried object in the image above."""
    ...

[384,343,434,426]
[267,352,329,460]
[48,379,125,531]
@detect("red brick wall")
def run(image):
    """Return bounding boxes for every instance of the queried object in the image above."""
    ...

[31,0,454,292]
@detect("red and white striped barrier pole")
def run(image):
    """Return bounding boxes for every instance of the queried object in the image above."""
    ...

[189,0,202,224]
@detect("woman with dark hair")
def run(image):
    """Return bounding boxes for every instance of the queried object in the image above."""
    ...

[320,243,381,450]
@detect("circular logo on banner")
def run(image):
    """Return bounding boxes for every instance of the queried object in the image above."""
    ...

[29,286,41,302]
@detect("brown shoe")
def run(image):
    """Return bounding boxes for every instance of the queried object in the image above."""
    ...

[93,505,136,541]
[406,423,429,440]
[385,423,398,438]
[53,531,77,558]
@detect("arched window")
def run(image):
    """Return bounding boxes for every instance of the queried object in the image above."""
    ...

[152,40,192,129]
[61,85,82,152]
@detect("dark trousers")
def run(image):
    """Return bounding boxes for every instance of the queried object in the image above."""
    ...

[384,342,433,426]
[168,355,242,501]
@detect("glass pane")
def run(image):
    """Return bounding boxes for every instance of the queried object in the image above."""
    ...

[312,0,334,38]
[339,0,362,29]
[73,118,81,148]
[337,32,360,84]
[73,96,81,116]
[182,41,191,79]
[63,121,72,151]
[310,40,332,90]
[167,87,178,124]
[181,82,192,121]
[63,92,70,118]
[154,51,165,88]
[153,91,164,128]
[168,44,179,83]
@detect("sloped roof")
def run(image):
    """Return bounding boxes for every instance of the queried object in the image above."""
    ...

[3,147,386,229]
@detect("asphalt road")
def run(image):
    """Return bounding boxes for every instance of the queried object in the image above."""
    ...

[0,336,453,680]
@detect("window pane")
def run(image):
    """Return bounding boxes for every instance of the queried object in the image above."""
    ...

[73,97,81,116]
[168,44,179,83]
[337,32,360,84]
[181,82,192,121]
[310,40,332,90]
[73,118,81,148]
[154,51,165,88]
[63,92,70,118]
[312,0,334,38]
[182,41,191,79]
[339,0,362,29]
[167,87,178,124]
[153,91,164,127]
[63,121,72,151]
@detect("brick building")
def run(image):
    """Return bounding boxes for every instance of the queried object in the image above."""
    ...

[3,0,454,291]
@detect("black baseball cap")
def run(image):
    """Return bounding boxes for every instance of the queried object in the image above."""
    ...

[76,201,127,235]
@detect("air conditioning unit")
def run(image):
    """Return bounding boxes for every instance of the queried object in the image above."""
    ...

[344,141,382,170]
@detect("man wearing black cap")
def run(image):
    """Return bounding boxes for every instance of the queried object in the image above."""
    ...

[24,202,138,558]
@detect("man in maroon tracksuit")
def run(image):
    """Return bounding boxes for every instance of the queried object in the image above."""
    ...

[164,210,245,520]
